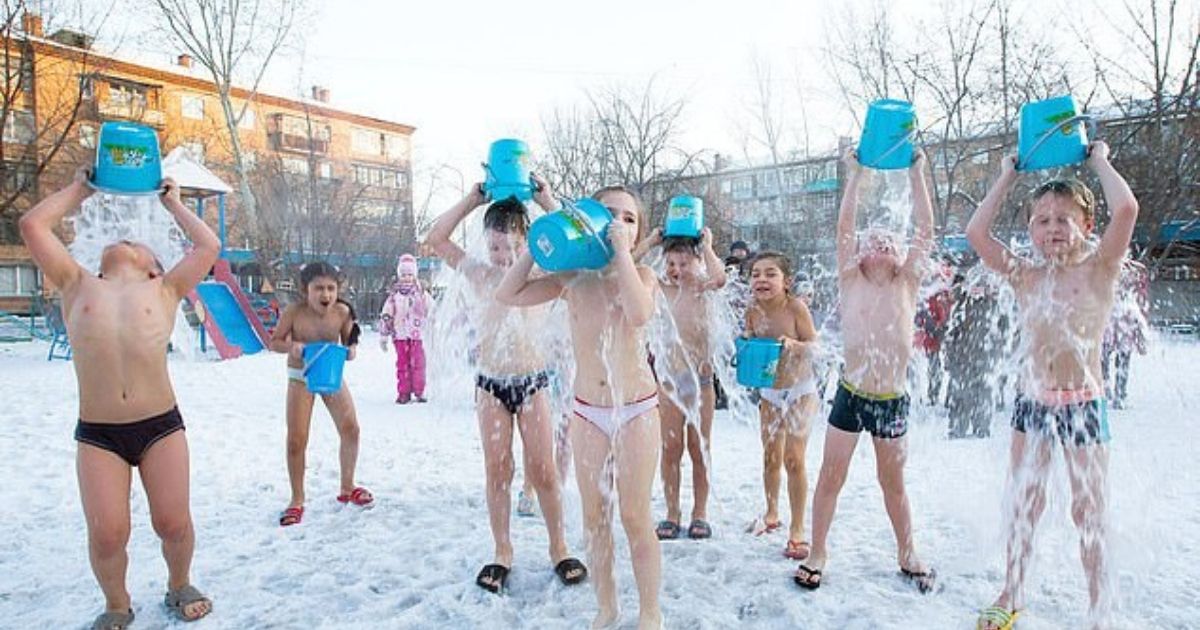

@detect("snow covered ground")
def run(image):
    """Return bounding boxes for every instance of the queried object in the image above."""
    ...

[0,334,1196,629]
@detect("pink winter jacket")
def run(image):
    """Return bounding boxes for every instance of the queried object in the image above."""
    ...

[380,282,432,341]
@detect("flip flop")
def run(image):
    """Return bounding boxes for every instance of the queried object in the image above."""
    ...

[476,563,510,594]
[279,505,304,527]
[337,486,375,508]
[976,606,1020,630]
[164,584,212,622]
[554,557,588,585]
[900,566,938,594]
[91,609,134,630]
[687,519,713,540]
[793,564,822,590]
[783,540,811,560]
[745,515,783,536]
[655,520,682,540]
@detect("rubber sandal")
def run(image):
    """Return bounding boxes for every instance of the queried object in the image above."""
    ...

[164,584,212,622]
[655,519,682,540]
[476,563,510,594]
[783,540,811,560]
[794,564,822,590]
[900,566,938,594]
[687,519,713,539]
[337,486,375,507]
[554,557,588,585]
[977,606,1020,630]
[279,505,304,527]
[91,609,134,630]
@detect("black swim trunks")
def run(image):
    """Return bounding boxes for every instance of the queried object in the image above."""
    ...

[1011,396,1110,446]
[827,380,910,439]
[476,372,551,415]
[74,406,185,466]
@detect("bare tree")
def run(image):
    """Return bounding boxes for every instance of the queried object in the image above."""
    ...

[147,0,304,227]
[1,1,115,243]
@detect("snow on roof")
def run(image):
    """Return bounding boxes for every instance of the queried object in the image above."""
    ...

[161,148,233,196]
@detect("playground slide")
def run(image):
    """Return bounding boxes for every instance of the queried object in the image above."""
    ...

[188,259,270,359]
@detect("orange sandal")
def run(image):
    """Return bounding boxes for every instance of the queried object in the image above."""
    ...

[279,506,304,527]
[337,486,375,507]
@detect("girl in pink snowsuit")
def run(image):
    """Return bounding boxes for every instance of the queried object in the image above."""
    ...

[380,254,432,403]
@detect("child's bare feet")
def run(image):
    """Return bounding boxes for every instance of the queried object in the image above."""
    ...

[637,608,663,629]
[591,605,619,630]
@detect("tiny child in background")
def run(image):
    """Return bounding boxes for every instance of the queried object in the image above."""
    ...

[380,254,432,404]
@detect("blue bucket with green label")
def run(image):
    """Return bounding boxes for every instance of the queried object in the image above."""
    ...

[482,138,534,202]
[302,342,348,394]
[734,337,782,388]
[858,99,917,170]
[664,195,703,239]
[1017,95,1092,171]
[528,198,613,271]
[90,122,163,195]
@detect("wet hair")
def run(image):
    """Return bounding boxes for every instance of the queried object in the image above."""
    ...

[482,197,530,235]
[750,250,794,292]
[337,297,362,346]
[300,261,340,290]
[662,236,700,257]
[1030,179,1096,223]
[592,185,647,243]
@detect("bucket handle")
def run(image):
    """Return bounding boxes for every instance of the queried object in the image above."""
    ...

[1016,114,1096,172]
[301,343,334,376]
[861,126,920,170]
[559,198,614,259]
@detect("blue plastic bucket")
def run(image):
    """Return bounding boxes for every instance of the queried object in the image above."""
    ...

[734,337,782,388]
[302,342,348,394]
[1017,95,1091,171]
[858,99,917,170]
[664,195,704,239]
[528,198,614,271]
[90,122,163,195]
[482,138,534,202]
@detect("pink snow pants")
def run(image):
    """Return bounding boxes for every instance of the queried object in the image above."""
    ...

[393,339,426,398]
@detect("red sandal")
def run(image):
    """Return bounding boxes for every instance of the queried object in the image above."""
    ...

[337,486,375,507]
[279,505,304,527]
[784,540,811,560]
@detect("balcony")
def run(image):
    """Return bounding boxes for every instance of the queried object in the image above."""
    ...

[94,100,166,127]
[268,131,329,155]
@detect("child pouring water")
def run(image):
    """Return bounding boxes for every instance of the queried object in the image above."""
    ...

[424,176,585,594]
[380,253,432,404]
[20,169,217,628]
[743,252,820,562]
[633,227,728,541]
[497,185,663,630]
[270,262,371,526]
[966,141,1137,630]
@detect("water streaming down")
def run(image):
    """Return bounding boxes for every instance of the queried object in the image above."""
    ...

[67,192,198,358]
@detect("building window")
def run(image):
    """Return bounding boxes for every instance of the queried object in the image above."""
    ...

[181,141,205,164]
[1,160,37,192]
[2,110,35,144]
[109,82,149,109]
[0,264,39,297]
[78,74,94,100]
[384,133,408,161]
[731,176,753,200]
[352,164,405,189]
[352,128,382,156]
[79,124,97,148]
[181,94,205,120]
[282,157,309,175]
[318,162,332,179]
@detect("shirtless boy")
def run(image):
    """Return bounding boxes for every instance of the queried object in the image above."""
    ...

[20,169,217,628]
[497,186,663,629]
[634,228,727,541]
[967,141,1137,630]
[270,262,370,526]
[795,149,936,593]
[424,175,585,594]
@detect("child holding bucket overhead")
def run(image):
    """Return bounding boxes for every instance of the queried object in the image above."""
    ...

[379,253,432,404]
[423,174,586,595]
[270,262,372,526]
[741,252,820,561]
[966,141,1137,630]
[795,147,936,593]
[497,185,663,630]
[633,223,728,542]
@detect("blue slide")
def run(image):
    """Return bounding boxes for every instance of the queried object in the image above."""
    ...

[196,281,265,355]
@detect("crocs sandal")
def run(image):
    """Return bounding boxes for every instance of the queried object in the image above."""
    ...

[976,606,1020,630]
[554,557,588,585]
[655,520,682,540]
[687,519,713,540]
[337,486,375,507]
[279,505,304,527]
[476,563,510,594]
[164,584,212,622]
[91,609,134,630]
[783,540,810,560]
